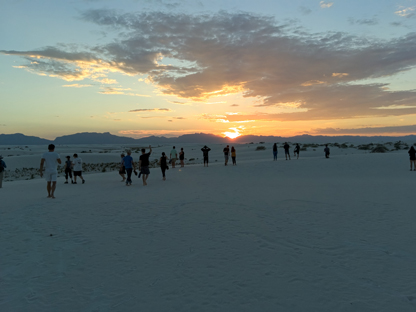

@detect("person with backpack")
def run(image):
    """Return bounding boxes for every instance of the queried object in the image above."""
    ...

[409,146,416,171]
[64,156,74,184]
[0,155,7,188]
[201,145,211,167]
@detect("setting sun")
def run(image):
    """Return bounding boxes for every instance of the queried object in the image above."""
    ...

[223,132,240,139]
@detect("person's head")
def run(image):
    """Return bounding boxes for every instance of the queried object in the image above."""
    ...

[162,152,165,156]
[66,156,70,160]
[173,146,176,149]
[0,155,3,160]
[325,144,328,147]
[73,153,78,158]
[204,145,207,148]
[227,145,229,147]
[126,150,131,155]
[231,146,235,151]
[48,144,55,151]
[121,153,125,158]
[181,148,183,151]
[141,148,146,154]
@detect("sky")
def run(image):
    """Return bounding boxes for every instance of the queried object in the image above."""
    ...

[1,0,416,139]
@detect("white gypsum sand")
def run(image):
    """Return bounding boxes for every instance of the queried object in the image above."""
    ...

[1,143,415,311]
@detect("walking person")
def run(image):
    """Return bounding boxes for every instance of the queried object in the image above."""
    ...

[119,153,126,182]
[170,146,178,168]
[409,146,416,171]
[201,145,211,167]
[64,156,74,184]
[273,143,278,161]
[123,150,136,186]
[223,145,230,166]
[40,144,62,198]
[231,146,236,165]
[294,144,300,159]
[0,155,7,189]
[159,152,169,180]
[72,154,85,184]
[139,145,152,186]
[324,145,330,158]
[179,148,185,167]
[284,142,291,160]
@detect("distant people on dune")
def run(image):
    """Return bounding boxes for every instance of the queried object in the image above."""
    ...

[0,155,6,188]
[409,146,416,171]
[294,144,300,159]
[123,150,136,186]
[179,148,185,167]
[223,145,230,166]
[72,154,85,184]
[64,156,74,184]
[231,146,236,165]
[170,146,178,168]
[159,152,169,181]
[40,144,62,198]
[139,145,152,186]
[324,145,330,158]
[201,145,211,167]
[273,143,278,161]
[119,153,126,182]
[284,142,291,160]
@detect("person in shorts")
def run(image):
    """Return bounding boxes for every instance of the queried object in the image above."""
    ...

[64,156,74,184]
[409,146,416,171]
[119,153,126,182]
[159,152,169,181]
[40,144,62,198]
[201,145,211,167]
[223,145,230,166]
[170,146,178,168]
[123,150,136,186]
[284,142,291,160]
[294,144,300,159]
[72,154,85,184]
[139,145,152,186]
[0,155,7,189]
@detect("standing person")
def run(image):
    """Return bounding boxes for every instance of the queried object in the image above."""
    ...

[64,156,74,184]
[0,155,7,189]
[294,144,300,159]
[324,145,330,158]
[72,154,85,184]
[159,152,169,180]
[409,146,416,171]
[40,144,62,198]
[139,145,152,186]
[272,143,278,161]
[179,148,185,167]
[223,145,230,166]
[201,145,211,167]
[123,150,136,186]
[284,142,291,160]
[231,146,236,165]
[170,146,178,168]
[119,153,126,182]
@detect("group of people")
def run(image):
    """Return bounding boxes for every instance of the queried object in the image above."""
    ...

[0,142,414,196]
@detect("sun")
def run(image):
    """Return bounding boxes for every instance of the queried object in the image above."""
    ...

[223,132,240,139]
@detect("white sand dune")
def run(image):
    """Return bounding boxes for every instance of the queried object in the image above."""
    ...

[1,146,416,311]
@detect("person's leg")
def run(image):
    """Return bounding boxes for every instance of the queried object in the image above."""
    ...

[50,181,57,198]
[0,171,3,188]
[172,160,175,168]
[126,168,132,185]
[80,173,85,183]
[69,170,73,183]
[73,172,77,183]
[65,169,69,182]
[142,174,148,185]
[47,181,52,197]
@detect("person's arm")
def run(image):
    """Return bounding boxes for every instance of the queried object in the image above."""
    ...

[138,159,141,170]
[148,145,152,155]
[133,160,136,171]
[57,157,62,165]
[40,158,45,177]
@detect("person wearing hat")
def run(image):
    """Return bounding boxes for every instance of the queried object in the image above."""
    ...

[0,155,7,188]
[40,144,62,198]
[64,156,74,184]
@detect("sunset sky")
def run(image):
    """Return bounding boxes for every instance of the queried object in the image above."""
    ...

[1,0,416,139]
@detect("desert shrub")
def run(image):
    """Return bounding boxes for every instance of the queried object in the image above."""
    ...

[371,146,389,153]
[340,143,348,148]
[189,158,195,161]
[357,144,371,150]
[300,147,307,151]
[256,146,266,151]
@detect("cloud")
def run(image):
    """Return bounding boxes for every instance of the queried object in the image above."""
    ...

[62,84,93,87]
[298,6,312,15]
[2,10,416,121]
[118,129,199,138]
[312,124,416,135]
[320,1,333,9]
[173,116,185,119]
[129,108,172,112]
[395,6,415,18]
[99,86,150,96]
[348,17,378,26]
[99,78,118,84]
[230,104,239,107]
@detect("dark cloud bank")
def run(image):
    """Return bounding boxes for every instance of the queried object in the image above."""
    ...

[2,10,416,121]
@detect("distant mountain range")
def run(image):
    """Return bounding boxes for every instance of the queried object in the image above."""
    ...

[1,132,415,145]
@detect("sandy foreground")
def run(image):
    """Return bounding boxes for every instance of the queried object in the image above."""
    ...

[1,146,415,311]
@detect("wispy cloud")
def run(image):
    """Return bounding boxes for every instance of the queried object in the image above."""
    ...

[99,87,150,96]
[348,17,378,26]
[298,6,312,15]
[395,6,415,18]
[320,1,333,9]
[312,124,416,135]
[62,83,92,87]
[129,108,172,112]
